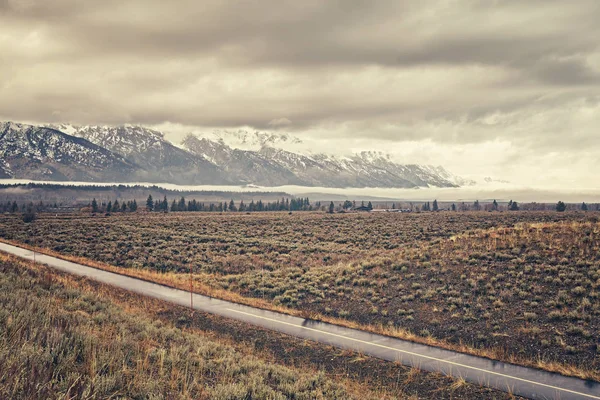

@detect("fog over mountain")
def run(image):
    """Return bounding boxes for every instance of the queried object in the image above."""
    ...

[1,1,599,189]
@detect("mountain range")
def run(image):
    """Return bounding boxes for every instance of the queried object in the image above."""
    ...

[0,121,474,188]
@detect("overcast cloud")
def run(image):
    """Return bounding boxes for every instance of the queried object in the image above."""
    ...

[1,0,599,187]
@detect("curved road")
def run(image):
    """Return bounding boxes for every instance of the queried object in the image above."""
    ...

[1,241,599,400]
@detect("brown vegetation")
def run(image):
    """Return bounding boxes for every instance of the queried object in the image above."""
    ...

[0,254,516,399]
[0,211,598,381]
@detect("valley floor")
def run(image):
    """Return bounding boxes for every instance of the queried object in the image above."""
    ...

[0,211,599,382]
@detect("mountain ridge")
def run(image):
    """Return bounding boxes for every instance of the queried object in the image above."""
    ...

[1,121,472,188]
[0,122,139,182]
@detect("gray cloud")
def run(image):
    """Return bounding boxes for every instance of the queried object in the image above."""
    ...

[1,0,600,178]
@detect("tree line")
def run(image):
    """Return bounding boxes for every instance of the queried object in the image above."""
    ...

[142,195,315,213]
[2,197,597,215]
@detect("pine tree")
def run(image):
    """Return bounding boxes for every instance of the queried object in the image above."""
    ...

[367,201,373,210]
[229,200,237,212]
[329,201,335,214]
[451,203,456,211]
[121,201,127,212]
[131,199,138,212]
[171,199,178,212]
[432,199,438,211]
[92,198,98,213]
[492,199,498,211]
[146,195,154,211]
[106,201,112,213]
[581,202,588,211]
[113,200,120,212]
[556,201,566,212]
[509,201,519,211]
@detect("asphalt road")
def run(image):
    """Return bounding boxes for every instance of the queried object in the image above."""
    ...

[1,241,599,400]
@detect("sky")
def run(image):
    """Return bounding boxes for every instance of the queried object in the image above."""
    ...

[1,0,600,188]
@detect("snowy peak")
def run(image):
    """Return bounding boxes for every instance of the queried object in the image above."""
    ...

[193,129,303,151]
[47,124,167,159]
[3,121,473,188]
[48,124,230,185]
[182,133,461,188]
[0,122,138,181]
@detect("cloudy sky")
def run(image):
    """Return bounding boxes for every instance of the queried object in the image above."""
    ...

[1,0,599,188]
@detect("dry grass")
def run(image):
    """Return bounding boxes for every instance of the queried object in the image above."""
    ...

[0,253,516,399]
[0,211,598,382]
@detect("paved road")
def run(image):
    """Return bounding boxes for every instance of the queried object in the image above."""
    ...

[1,241,599,400]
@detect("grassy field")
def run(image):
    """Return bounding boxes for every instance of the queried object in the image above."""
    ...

[0,210,598,381]
[0,254,515,399]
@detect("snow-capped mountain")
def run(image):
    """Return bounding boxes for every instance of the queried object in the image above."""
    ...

[0,122,138,181]
[2,121,472,188]
[183,135,459,188]
[47,124,230,185]
[192,129,303,151]
[181,135,303,186]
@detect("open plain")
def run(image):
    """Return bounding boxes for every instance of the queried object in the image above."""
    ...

[1,210,598,383]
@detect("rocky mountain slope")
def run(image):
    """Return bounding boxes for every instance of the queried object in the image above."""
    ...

[48,124,229,185]
[184,135,459,188]
[0,122,138,181]
[181,135,303,186]
[2,122,471,188]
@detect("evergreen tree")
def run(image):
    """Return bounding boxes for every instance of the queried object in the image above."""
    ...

[178,197,186,211]
[171,199,178,212]
[239,200,246,212]
[432,199,439,211]
[328,201,335,214]
[473,200,480,211]
[121,201,127,212]
[106,201,112,213]
[451,203,456,211]
[113,200,120,212]
[92,198,98,213]
[146,195,154,211]
[492,199,498,211]
[22,206,36,223]
[131,199,138,212]
[367,201,373,210]
[556,201,566,212]
[229,200,237,212]
[11,201,18,213]
[509,201,519,211]
[581,202,588,211]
